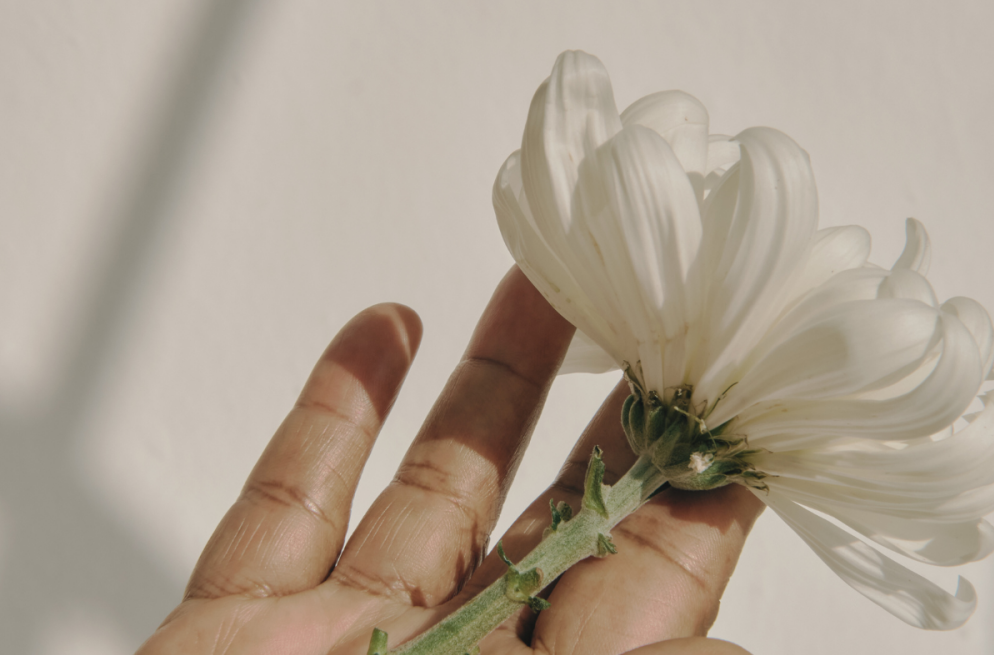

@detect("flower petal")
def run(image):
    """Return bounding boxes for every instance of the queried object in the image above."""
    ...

[493,150,623,361]
[702,135,741,200]
[761,472,994,524]
[706,134,741,176]
[520,50,622,242]
[760,444,994,563]
[751,404,994,483]
[877,268,938,307]
[621,90,709,197]
[761,491,978,630]
[805,504,994,566]
[893,218,932,274]
[693,127,819,404]
[942,296,994,378]
[736,310,983,441]
[713,299,940,421]
[785,225,872,305]
[569,124,703,390]
[560,329,621,374]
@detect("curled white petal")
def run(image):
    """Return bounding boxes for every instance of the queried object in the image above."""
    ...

[761,491,978,630]
[694,127,819,403]
[942,296,994,378]
[877,268,939,307]
[570,124,703,388]
[785,225,872,306]
[493,150,623,362]
[893,218,932,274]
[735,311,983,441]
[520,50,622,241]
[714,299,941,421]
[782,497,994,566]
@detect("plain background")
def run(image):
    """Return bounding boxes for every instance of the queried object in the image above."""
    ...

[2,2,993,653]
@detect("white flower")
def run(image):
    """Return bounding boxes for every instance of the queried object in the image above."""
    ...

[493,50,994,630]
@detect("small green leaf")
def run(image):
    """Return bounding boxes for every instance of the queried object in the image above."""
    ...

[367,628,388,655]
[527,596,552,612]
[505,564,545,604]
[596,533,618,557]
[549,498,562,531]
[496,541,516,571]
[583,446,609,518]
[556,500,573,523]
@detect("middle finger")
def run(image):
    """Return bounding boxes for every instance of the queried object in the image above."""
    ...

[330,268,575,608]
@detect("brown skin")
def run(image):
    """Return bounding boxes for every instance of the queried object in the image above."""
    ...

[137,268,764,655]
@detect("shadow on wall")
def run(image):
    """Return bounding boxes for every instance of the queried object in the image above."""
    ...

[0,1,262,651]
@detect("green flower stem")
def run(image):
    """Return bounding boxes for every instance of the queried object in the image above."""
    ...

[387,453,667,655]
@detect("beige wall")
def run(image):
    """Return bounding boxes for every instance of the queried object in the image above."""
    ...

[2,2,992,653]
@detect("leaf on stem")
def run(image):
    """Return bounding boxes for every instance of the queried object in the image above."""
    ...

[596,533,618,557]
[583,446,610,518]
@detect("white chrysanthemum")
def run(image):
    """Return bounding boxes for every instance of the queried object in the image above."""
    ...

[493,50,994,630]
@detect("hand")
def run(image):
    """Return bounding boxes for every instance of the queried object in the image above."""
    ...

[137,268,763,655]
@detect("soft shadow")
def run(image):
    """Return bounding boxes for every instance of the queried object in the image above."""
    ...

[0,0,262,650]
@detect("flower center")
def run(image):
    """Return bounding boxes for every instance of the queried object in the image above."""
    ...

[621,364,767,491]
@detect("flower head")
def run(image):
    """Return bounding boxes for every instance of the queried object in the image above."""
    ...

[494,50,994,630]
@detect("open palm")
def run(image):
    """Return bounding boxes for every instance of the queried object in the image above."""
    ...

[137,269,762,655]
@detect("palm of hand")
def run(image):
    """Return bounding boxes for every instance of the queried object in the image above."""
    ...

[137,270,761,655]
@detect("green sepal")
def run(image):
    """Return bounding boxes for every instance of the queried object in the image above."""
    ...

[621,394,638,449]
[583,446,610,518]
[622,393,673,457]
[596,533,618,557]
[645,404,668,447]
[622,395,645,453]
[367,628,388,655]
[526,596,552,612]
[649,427,677,471]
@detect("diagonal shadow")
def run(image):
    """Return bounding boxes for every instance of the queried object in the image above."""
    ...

[0,0,263,650]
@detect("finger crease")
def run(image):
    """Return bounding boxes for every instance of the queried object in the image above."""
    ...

[395,462,486,526]
[244,479,341,534]
[294,398,376,442]
[462,354,544,392]
[332,563,421,605]
[613,525,709,591]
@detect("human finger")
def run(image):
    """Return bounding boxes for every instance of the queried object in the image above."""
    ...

[329,267,575,608]
[185,303,422,599]
[460,382,638,601]
[624,637,753,655]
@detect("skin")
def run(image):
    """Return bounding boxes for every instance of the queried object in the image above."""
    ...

[136,268,764,655]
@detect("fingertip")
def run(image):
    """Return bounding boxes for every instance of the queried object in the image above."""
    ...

[466,266,576,385]
[361,302,424,362]
[302,303,422,422]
